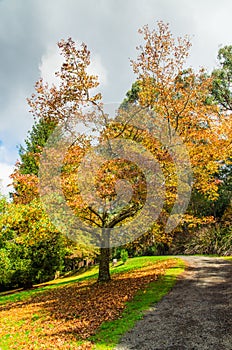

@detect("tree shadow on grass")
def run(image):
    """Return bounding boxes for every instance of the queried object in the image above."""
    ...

[0,260,177,346]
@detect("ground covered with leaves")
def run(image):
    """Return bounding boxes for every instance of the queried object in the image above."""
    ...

[0,259,176,349]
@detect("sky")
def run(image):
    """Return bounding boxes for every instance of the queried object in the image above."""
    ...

[1,0,232,196]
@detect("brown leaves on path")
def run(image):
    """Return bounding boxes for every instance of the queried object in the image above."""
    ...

[0,259,175,349]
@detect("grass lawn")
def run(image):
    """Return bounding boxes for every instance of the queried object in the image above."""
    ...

[0,256,174,305]
[0,256,185,350]
[222,256,232,261]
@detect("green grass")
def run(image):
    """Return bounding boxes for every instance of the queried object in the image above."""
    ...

[0,265,100,305]
[0,256,175,305]
[0,330,31,350]
[90,258,185,350]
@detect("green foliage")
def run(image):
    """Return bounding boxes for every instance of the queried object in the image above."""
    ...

[142,242,170,256]
[211,46,232,111]
[0,248,12,285]
[0,195,7,213]
[18,118,57,176]
[120,249,128,264]
[11,118,57,203]
[216,161,232,217]
[120,80,141,109]
[0,200,68,289]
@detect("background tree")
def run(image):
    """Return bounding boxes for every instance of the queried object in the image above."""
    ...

[18,118,57,176]
[131,22,231,227]
[0,199,68,289]
[120,80,141,109]
[170,43,232,255]
[211,45,232,111]
[11,118,57,204]
[211,45,232,218]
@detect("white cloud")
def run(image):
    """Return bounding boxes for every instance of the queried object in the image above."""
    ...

[39,45,63,86]
[0,162,14,197]
[88,53,108,87]
[0,91,33,150]
[0,145,10,163]
[0,145,15,196]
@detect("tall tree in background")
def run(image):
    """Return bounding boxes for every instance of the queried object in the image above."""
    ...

[131,22,231,205]
[117,23,232,253]
[18,118,57,176]
[212,46,232,111]
[210,45,232,220]
[11,118,57,204]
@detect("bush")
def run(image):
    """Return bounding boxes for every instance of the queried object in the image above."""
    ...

[120,249,128,264]
[0,248,13,285]
[0,200,68,290]
[182,225,232,256]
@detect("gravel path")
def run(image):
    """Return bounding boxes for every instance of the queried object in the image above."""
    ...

[115,256,232,350]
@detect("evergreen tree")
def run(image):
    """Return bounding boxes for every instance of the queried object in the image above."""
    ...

[18,118,57,176]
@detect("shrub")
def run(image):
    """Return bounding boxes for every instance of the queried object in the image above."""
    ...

[183,225,232,256]
[120,249,128,264]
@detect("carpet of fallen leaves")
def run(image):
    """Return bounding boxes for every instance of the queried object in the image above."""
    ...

[0,259,176,349]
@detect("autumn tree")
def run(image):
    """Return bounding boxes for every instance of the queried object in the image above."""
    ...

[24,23,232,282]
[26,39,110,281]
[132,22,231,212]
[26,38,162,282]
[117,24,232,256]
[39,113,151,282]
[175,46,232,228]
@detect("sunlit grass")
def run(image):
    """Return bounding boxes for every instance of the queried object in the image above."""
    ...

[0,256,175,305]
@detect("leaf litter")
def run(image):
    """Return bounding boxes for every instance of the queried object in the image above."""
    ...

[0,259,175,349]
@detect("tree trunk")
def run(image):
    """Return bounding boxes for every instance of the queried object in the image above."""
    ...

[98,228,111,282]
